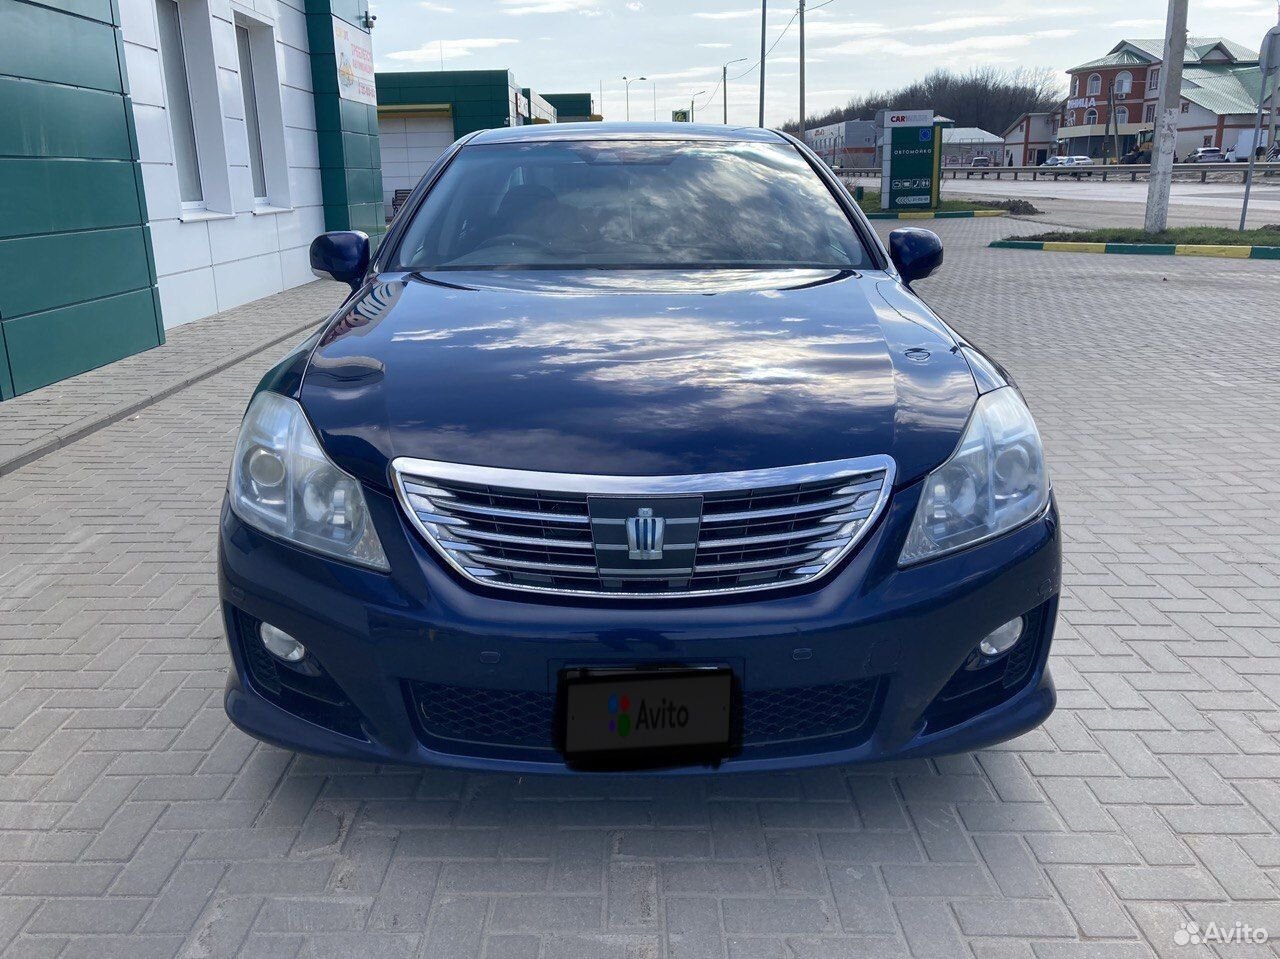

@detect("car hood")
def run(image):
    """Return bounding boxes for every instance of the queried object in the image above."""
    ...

[301,269,978,490]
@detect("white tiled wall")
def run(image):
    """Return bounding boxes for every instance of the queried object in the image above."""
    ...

[378,116,455,216]
[122,0,325,328]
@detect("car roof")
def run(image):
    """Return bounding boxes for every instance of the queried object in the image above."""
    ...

[468,122,790,145]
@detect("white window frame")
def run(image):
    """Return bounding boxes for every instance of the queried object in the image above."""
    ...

[1115,106,1129,125]
[1084,108,1098,125]
[1150,67,1160,93]
[154,0,233,218]
[1087,73,1102,96]
[1115,71,1132,95]
[231,6,292,213]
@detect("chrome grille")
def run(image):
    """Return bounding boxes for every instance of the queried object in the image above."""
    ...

[391,456,894,598]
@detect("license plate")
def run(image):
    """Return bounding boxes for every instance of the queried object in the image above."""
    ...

[559,667,735,769]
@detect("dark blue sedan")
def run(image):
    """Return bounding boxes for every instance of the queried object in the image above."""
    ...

[218,123,1060,773]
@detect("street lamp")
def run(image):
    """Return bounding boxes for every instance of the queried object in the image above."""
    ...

[622,76,646,121]
[722,57,747,124]
[690,90,706,123]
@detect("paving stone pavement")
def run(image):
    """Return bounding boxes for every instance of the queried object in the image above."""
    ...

[0,282,345,477]
[1,216,1279,959]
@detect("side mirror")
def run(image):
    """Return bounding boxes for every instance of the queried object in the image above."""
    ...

[310,231,370,291]
[888,228,943,285]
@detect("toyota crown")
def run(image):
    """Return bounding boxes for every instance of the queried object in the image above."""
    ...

[218,123,1060,773]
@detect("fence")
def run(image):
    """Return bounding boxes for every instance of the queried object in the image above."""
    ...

[836,162,1280,184]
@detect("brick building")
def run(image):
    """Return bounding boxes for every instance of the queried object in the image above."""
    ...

[1055,38,1268,160]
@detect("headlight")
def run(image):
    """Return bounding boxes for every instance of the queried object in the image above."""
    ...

[229,392,389,571]
[900,387,1048,565]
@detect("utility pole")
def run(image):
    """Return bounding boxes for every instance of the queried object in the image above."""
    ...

[622,76,646,121]
[1268,2,1280,159]
[1240,25,1280,229]
[690,90,706,123]
[1143,0,1189,233]
[723,58,746,124]
[652,82,657,121]
[758,0,767,126]
[798,0,806,138]
[1108,81,1121,163]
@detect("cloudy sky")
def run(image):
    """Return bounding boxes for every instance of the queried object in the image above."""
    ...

[372,0,1280,126]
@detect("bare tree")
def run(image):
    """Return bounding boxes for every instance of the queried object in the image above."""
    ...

[782,67,1065,134]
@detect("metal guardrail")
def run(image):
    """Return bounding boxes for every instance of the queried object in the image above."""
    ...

[835,162,1280,184]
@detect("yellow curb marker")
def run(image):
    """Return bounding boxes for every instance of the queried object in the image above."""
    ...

[1174,244,1251,258]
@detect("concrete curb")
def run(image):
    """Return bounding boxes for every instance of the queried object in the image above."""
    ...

[0,317,321,478]
[865,210,1007,220]
[990,239,1280,259]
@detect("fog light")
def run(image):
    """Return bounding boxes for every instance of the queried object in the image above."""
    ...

[978,617,1024,657]
[260,622,306,662]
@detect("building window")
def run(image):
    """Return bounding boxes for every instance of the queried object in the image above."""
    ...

[1084,108,1098,125]
[1115,106,1129,124]
[235,24,267,200]
[1087,73,1102,96]
[1145,103,1156,122]
[1204,134,1213,147]
[1071,76,1079,96]
[155,0,202,203]
[1065,112,1076,127]
[1150,68,1160,92]
[1115,71,1132,95]
[231,14,290,210]
[1181,100,1190,114]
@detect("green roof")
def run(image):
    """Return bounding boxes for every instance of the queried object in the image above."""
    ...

[1070,37,1259,73]
[1181,64,1266,116]
[1070,50,1150,71]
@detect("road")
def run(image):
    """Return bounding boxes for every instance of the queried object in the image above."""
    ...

[942,176,1280,229]
[1,218,1279,958]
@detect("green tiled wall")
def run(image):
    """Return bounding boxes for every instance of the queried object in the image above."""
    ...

[305,0,383,245]
[0,0,163,400]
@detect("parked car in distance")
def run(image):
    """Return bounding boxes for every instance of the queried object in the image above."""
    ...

[219,123,1061,775]
[1184,147,1224,163]
[1040,156,1064,167]
[969,156,992,168]
[1060,156,1095,175]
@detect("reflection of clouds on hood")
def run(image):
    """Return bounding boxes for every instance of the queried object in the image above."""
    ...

[394,308,896,435]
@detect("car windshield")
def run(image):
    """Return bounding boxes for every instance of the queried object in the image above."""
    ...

[389,139,869,271]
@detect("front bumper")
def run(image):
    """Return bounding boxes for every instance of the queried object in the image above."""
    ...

[218,483,1061,774]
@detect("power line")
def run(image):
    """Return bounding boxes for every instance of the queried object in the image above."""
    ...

[697,75,723,112]
[731,9,799,82]
[697,0,838,120]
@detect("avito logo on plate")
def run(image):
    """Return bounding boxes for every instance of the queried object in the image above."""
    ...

[607,693,632,737]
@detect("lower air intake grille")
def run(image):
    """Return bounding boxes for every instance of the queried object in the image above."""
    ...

[392,456,894,598]
[407,678,881,751]
[741,678,879,743]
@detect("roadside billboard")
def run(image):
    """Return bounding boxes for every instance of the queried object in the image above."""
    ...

[881,110,942,211]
